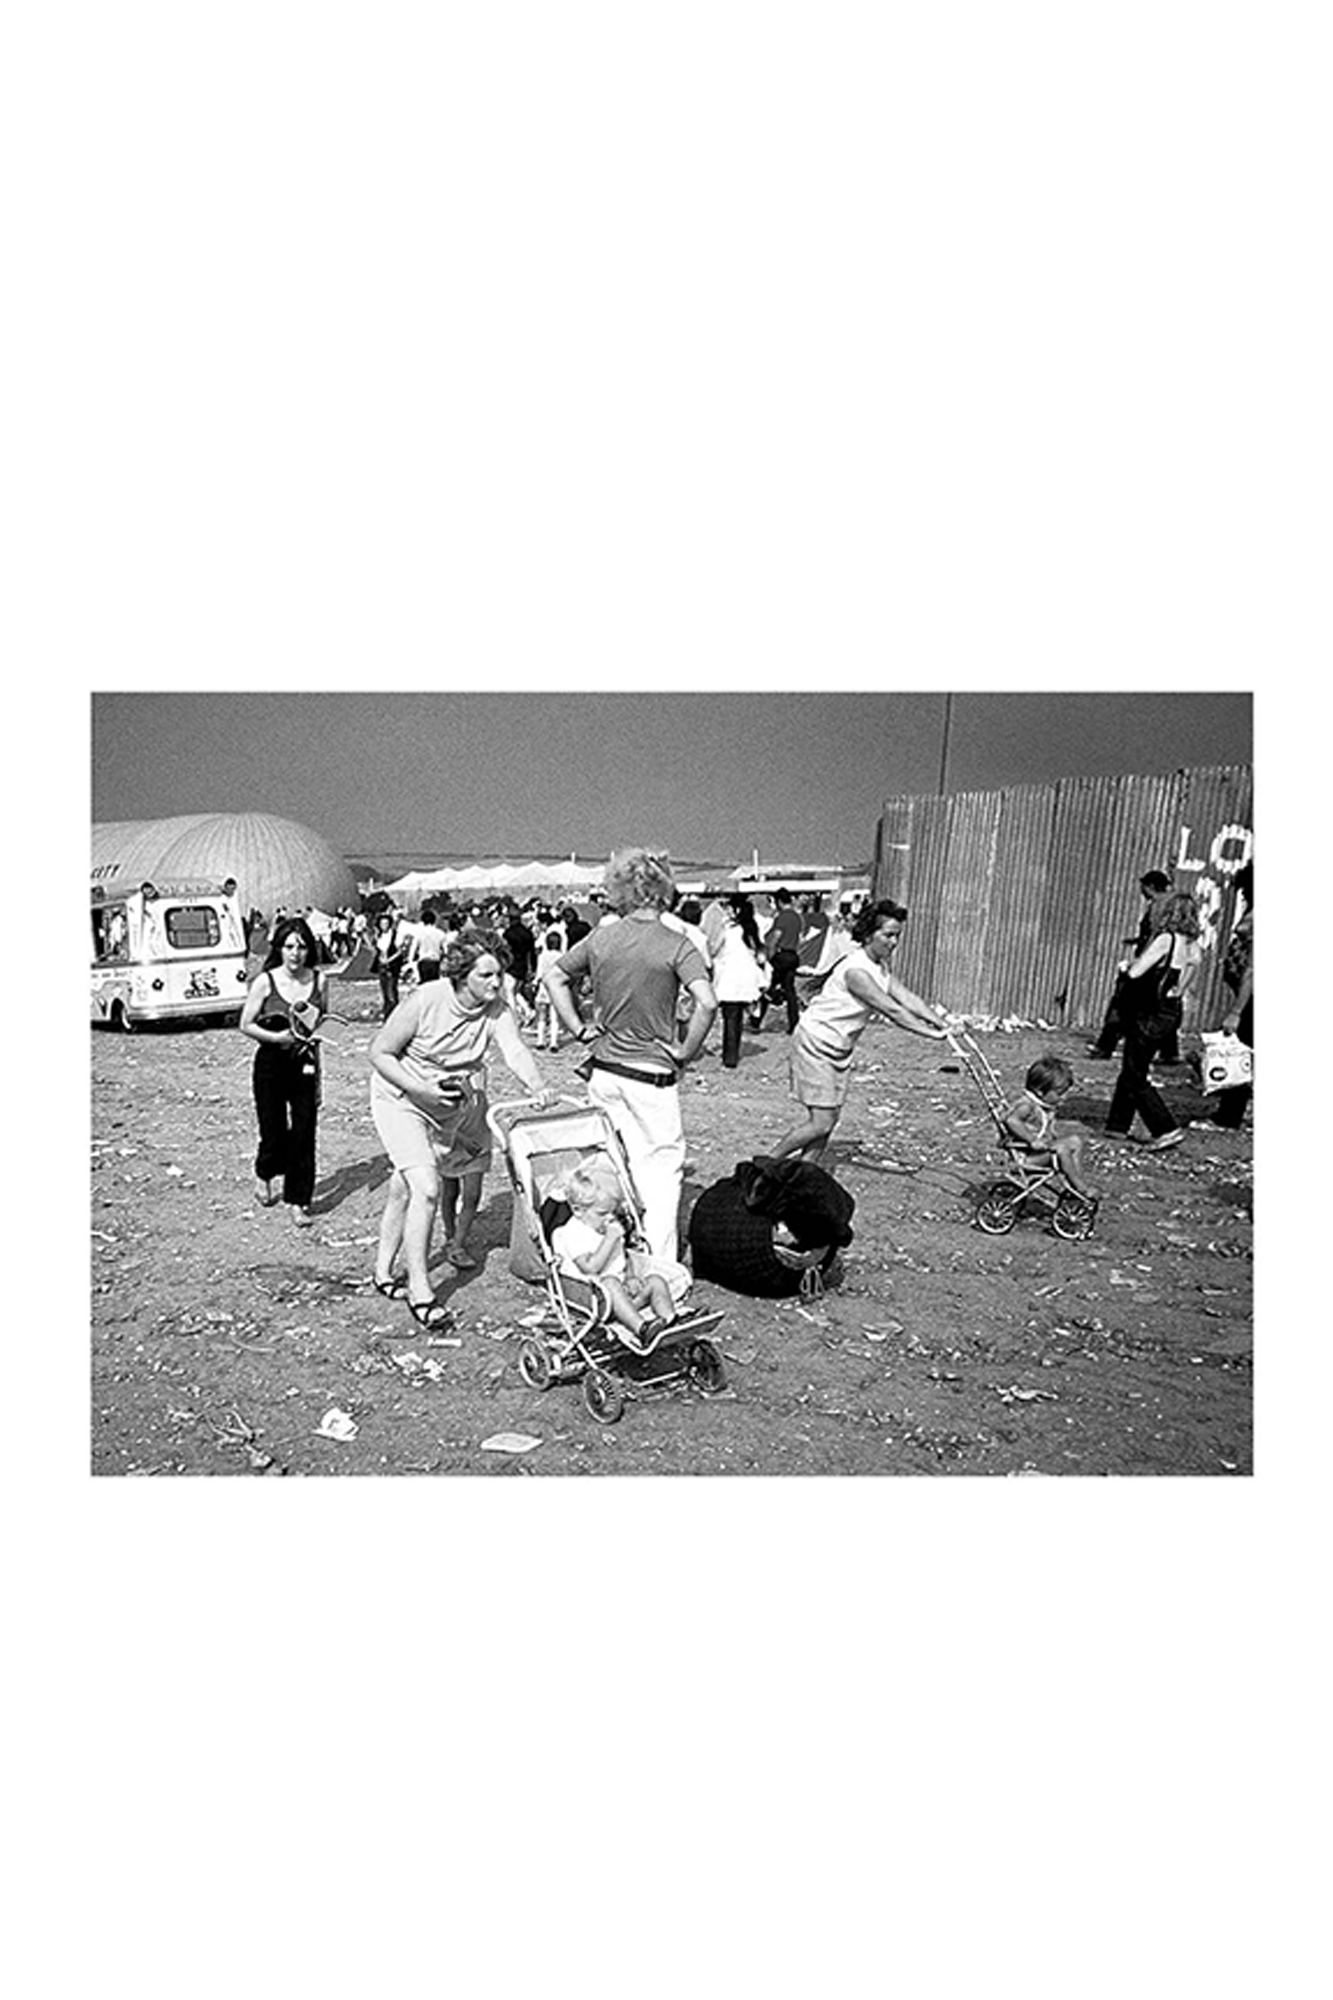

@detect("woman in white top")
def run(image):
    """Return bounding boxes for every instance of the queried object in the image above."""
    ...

[769,899,947,1163]
[712,895,766,1068]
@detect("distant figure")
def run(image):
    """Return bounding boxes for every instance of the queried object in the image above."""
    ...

[798,894,830,970]
[532,930,565,1048]
[755,887,803,1034]
[409,904,446,984]
[712,895,766,1069]
[561,902,591,948]
[370,910,406,1019]
[504,902,538,1001]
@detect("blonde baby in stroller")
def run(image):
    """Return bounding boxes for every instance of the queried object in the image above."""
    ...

[550,1157,685,1351]
[490,1096,725,1425]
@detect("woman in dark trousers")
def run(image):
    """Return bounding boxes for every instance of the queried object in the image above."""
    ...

[1105,891,1201,1153]
[240,917,326,1224]
[756,887,804,1033]
[370,911,406,1019]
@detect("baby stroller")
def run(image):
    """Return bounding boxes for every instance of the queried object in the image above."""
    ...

[946,1028,1099,1241]
[488,1097,727,1426]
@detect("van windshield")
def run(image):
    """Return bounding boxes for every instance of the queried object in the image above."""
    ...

[164,905,222,950]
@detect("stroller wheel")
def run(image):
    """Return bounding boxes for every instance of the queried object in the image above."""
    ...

[1053,1193,1097,1242]
[583,1369,624,1426]
[976,1181,1023,1234]
[687,1339,726,1392]
[517,1336,555,1390]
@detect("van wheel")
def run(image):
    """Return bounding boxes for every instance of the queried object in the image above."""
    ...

[111,1001,136,1034]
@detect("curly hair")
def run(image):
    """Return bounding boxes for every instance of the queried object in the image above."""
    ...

[602,847,676,913]
[443,926,511,985]
[1147,890,1202,940]
[851,898,908,945]
[263,917,320,970]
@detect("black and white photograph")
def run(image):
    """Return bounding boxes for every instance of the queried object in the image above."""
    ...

[89,689,1254,1478]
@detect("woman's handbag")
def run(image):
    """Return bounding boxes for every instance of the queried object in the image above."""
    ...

[1200,1030,1252,1092]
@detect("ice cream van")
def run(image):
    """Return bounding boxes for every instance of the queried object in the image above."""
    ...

[91,878,250,1029]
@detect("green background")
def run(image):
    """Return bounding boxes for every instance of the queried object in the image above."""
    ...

[46,3,1288,2000]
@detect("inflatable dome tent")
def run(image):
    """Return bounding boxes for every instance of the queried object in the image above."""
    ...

[90,812,359,918]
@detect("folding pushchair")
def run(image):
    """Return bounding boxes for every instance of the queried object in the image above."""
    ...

[945,1029,1099,1240]
[488,1097,726,1425]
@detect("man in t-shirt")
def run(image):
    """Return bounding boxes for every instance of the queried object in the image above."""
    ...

[544,847,716,1263]
[756,887,803,1032]
[409,904,447,984]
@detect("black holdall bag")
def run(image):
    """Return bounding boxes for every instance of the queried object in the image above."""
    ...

[686,1156,855,1299]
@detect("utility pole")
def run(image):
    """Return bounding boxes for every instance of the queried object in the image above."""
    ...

[937,691,954,795]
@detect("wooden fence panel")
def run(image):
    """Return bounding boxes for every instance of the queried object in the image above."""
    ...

[872,764,1252,1031]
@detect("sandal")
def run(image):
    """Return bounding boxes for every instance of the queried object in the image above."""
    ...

[445,1240,477,1270]
[255,1179,278,1207]
[407,1298,456,1332]
[372,1275,409,1301]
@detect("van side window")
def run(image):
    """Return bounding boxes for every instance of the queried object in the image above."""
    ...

[93,908,129,963]
[165,905,222,950]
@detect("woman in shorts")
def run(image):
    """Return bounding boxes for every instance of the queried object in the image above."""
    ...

[768,899,947,1165]
[369,929,550,1329]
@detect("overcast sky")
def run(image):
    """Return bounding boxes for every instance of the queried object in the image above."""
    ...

[91,690,1251,866]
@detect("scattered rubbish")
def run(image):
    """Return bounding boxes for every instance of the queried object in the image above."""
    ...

[389,1350,455,1381]
[480,1432,542,1455]
[994,1385,1060,1406]
[315,1408,358,1442]
[518,1309,547,1328]
[861,1319,905,1341]
[722,1343,759,1365]
[164,1165,184,1177]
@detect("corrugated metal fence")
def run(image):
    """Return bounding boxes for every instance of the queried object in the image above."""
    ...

[871,765,1252,1031]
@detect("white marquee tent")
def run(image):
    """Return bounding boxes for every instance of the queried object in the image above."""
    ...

[386,858,606,903]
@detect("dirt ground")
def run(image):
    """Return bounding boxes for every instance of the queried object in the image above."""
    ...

[90,976,1252,1477]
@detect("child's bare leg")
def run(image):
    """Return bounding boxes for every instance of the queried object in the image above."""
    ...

[1056,1135,1094,1199]
[643,1274,676,1324]
[600,1275,644,1336]
[438,1175,458,1243]
[446,1172,483,1264]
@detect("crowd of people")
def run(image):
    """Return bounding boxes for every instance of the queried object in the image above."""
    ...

[237,849,1253,1334]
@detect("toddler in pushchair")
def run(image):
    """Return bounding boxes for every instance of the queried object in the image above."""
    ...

[489,1097,726,1425]
[947,1032,1100,1240]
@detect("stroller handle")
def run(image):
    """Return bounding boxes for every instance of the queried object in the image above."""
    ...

[486,1092,590,1140]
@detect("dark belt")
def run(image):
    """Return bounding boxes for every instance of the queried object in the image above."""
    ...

[589,1055,678,1089]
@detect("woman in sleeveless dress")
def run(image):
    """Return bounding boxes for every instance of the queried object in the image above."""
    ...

[769,899,948,1165]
